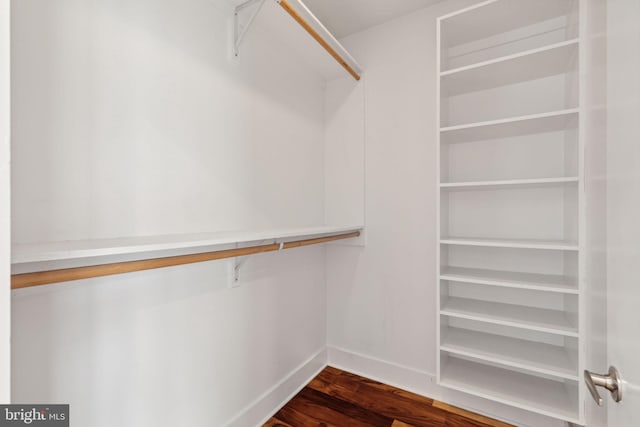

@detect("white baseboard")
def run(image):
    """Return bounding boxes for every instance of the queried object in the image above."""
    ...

[327,346,567,427]
[327,345,439,398]
[223,348,328,427]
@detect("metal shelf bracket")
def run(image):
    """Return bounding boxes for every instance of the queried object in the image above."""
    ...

[233,255,248,283]
[228,239,276,287]
[233,0,266,58]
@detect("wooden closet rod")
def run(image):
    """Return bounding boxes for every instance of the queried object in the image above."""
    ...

[11,231,361,289]
[277,0,361,81]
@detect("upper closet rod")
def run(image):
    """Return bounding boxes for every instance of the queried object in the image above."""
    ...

[234,0,362,81]
[276,0,361,81]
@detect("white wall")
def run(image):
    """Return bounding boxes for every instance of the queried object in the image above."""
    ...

[324,76,365,228]
[326,1,457,374]
[10,0,327,425]
[325,2,568,426]
[11,0,325,242]
[0,0,10,404]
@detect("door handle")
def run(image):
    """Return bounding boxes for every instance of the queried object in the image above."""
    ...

[584,366,622,406]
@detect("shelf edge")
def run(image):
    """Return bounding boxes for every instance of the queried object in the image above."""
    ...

[440,274,579,294]
[440,38,579,77]
[439,347,579,381]
[440,108,580,133]
[439,177,579,188]
[439,310,579,337]
[439,239,579,251]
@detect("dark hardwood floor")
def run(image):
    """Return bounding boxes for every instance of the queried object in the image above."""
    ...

[264,366,513,427]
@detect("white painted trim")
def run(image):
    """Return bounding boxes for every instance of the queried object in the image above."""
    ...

[223,348,327,427]
[0,0,10,404]
[327,346,567,427]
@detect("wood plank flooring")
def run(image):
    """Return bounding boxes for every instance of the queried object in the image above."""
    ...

[264,367,513,427]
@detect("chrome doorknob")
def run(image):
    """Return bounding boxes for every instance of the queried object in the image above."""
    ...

[584,366,622,406]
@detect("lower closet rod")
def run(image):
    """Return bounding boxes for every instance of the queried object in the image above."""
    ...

[11,231,361,289]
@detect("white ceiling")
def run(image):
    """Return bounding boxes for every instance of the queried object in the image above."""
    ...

[301,0,443,38]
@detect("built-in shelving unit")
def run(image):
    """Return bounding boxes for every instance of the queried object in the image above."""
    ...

[436,0,583,423]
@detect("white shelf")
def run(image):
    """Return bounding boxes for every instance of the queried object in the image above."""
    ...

[440,266,578,294]
[441,40,579,96]
[440,177,578,190]
[440,297,578,337]
[440,356,579,423]
[440,108,580,136]
[12,225,364,265]
[439,237,578,251]
[441,327,578,380]
[440,108,578,145]
[439,0,577,51]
